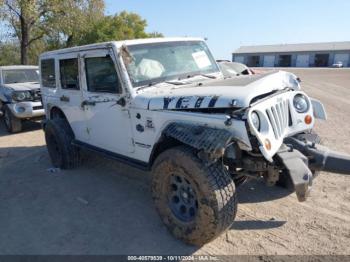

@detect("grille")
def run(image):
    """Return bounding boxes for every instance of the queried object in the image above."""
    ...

[31,89,42,101]
[33,105,43,110]
[265,100,289,139]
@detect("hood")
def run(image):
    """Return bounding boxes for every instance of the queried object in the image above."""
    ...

[3,82,40,91]
[132,70,300,110]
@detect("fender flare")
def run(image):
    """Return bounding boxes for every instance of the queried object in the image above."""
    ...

[162,122,234,154]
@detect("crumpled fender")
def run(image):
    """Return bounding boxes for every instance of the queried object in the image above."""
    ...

[163,122,233,155]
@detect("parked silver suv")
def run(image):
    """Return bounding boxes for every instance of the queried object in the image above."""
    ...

[0,66,44,132]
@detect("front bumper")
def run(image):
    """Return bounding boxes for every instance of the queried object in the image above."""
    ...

[7,101,45,119]
[277,138,350,201]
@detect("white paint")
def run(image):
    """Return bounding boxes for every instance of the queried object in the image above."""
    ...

[296,54,310,67]
[40,38,318,164]
[79,48,134,154]
[248,91,314,161]
[263,55,275,67]
[136,71,300,109]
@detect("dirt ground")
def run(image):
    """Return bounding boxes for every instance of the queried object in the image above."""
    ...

[0,68,349,256]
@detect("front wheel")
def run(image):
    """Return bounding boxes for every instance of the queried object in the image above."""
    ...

[3,106,22,133]
[152,146,237,246]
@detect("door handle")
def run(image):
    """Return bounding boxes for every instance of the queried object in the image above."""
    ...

[81,100,96,107]
[60,95,70,102]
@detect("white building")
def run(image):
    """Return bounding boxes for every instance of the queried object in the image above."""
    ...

[232,41,350,67]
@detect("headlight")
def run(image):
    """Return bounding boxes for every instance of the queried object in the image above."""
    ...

[293,94,309,113]
[12,91,32,101]
[251,111,260,131]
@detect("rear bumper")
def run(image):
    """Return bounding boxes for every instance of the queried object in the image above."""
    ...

[7,101,45,119]
[277,137,350,201]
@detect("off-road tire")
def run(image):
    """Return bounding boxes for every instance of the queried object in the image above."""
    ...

[44,118,80,169]
[3,105,22,133]
[277,131,322,189]
[152,146,237,246]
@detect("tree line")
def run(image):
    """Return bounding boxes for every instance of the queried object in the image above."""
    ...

[0,0,162,65]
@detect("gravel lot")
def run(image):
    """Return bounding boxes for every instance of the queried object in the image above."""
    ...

[0,68,349,256]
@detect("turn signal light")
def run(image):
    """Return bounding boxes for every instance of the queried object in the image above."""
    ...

[265,139,271,151]
[304,115,312,125]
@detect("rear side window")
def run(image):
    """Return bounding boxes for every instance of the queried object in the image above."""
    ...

[85,56,121,93]
[60,58,79,90]
[41,59,56,88]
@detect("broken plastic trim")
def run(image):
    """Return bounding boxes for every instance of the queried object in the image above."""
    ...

[163,122,233,159]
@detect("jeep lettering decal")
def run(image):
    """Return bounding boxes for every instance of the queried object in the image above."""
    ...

[160,95,221,110]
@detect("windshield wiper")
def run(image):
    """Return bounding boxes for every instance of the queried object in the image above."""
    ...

[180,73,217,80]
[135,81,167,91]
[136,79,185,91]
[164,80,186,85]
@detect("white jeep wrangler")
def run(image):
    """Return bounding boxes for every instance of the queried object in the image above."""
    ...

[40,37,350,246]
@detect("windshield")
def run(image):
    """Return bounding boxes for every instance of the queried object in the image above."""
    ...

[123,41,220,88]
[2,69,39,84]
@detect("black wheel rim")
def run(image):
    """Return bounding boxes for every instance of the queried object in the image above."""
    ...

[168,173,198,222]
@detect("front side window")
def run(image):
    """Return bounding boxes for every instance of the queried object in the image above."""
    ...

[122,41,219,88]
[60,58,79,90]
[3,69,39,84]
[41,59,56,88]
[85,55,121,93]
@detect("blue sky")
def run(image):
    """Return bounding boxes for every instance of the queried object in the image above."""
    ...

[105,0,350,59]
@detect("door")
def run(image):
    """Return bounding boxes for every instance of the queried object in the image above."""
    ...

[234,56,245,64]
[334,53,349,67]
[296,54,309,67]
[80,48,134,154]
[314,54,329,67]
[56,54,88,141]
[263,55,275,67]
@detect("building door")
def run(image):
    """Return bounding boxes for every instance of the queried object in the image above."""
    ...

[334,53,349,67]
[263,55,275,67]
[247,55,260,67]
[314,54,329,67]
[278,55,292,67]
[234,56,245,64]
[296,54,309,67]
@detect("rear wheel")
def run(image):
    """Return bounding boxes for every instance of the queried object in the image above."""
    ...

[44,118,80,169]
[152,146,237,246]
[3,106,22,133]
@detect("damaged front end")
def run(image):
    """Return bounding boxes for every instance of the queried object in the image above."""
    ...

[244,90,350,201]
[277,136,350,201]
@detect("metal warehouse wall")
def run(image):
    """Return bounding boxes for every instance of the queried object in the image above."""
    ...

[232,50,350,67]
